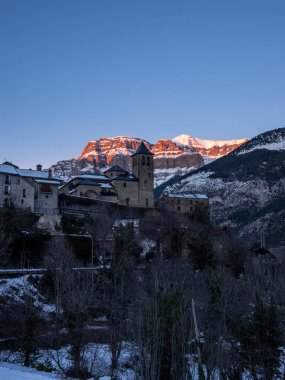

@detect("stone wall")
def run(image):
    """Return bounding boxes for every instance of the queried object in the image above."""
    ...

[0,174,35,211]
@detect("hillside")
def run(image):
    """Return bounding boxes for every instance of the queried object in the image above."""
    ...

[156,128,285,251]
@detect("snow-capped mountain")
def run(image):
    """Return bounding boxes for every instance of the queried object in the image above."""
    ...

[172,134,248,158]
[50,135,247,185]
[156,128,285,253]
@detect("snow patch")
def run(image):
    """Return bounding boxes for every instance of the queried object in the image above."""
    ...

[238,139,285,155]
[172,134,247,149]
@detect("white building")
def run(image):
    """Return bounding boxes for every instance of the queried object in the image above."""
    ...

[0,162,61,214]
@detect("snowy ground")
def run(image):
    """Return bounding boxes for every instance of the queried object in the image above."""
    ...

[0,362,62,380]
[0,342,136,380]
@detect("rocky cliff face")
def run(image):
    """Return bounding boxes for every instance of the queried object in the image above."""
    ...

[51,135,247,185]
[157,128,285,252]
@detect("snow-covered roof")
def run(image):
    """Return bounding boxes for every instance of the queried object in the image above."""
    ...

[35,179,61,185]
[18,169,50,179]
[0,163,60,181]
[112,173,138,181]
[167,193,208,199]
[104,165,128,173]
[0,163,19,175]
[78,174,110,181]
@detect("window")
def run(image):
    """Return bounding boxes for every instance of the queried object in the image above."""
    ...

[142,156,145,165]
[4,185,10,195]
[40,183,52,193]
[126,198,129,206]
[178,206,181,212]
[111,173,113,177]
[146,198,149,207]
[23,189,26,198]
[5,175,10,185]
[147,156,150,166]
[144,179,147,184]
[123,182,126,188]
[190,206,193,212]
[4,198,8,205]
[148,172,151,178]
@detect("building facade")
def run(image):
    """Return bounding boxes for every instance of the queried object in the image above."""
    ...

[160,193,209,214]
[0,162,60,214]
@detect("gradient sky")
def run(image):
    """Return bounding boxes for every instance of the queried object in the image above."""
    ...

[1,0,285,168]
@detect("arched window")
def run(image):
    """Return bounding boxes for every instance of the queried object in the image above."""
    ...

[123,182,127,188]
[142,156,145,165]
[147,156,150,166]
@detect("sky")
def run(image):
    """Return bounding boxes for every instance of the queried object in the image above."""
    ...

[0,0,285,168]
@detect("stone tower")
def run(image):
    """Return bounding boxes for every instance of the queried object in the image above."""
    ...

[131,142,154,208]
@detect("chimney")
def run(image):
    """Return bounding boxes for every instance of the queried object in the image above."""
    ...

[48,169,52,178]
[36,164,42,171]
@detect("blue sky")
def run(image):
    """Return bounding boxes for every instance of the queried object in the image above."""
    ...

[0,0,285,167]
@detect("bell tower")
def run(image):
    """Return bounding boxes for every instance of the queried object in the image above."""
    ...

[131,142,154,208]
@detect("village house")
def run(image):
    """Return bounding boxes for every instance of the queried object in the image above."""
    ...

[0,161,61,214]
[160,193,209,214]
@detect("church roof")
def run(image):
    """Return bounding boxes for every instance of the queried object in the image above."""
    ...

[111,174,138,182]
[131,142,154,157]
[104,165,128,174]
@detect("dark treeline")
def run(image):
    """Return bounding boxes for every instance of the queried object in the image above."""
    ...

[0,204,284,379]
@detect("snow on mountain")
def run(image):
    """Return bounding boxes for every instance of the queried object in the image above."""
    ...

[172,134,248,150]
[51,134,246,182]
[237,128,285,155]
[158,128,285,251]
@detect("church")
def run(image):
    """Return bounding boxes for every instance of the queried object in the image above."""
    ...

[59,142,155,208]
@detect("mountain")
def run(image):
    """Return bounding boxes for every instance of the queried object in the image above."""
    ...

[156,128,285,253]
[172,134,248,161]
[50,135,247,185]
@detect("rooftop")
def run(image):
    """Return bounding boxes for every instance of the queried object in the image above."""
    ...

[131,142,154,157]
[104,165,128,174]
[77,174,110,181]
[111,173,138,182]
[166,193,208,199]
[0,162,60,180]
[35,179,61,185]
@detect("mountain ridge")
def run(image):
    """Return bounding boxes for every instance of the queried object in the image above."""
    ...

[156,127,285,251]
[51,134,247,183]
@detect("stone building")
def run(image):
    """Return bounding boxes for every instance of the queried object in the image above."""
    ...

[0,162,61,214]
[60,142,155,208]
[59,142,208,214]
[160,193,209,214]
